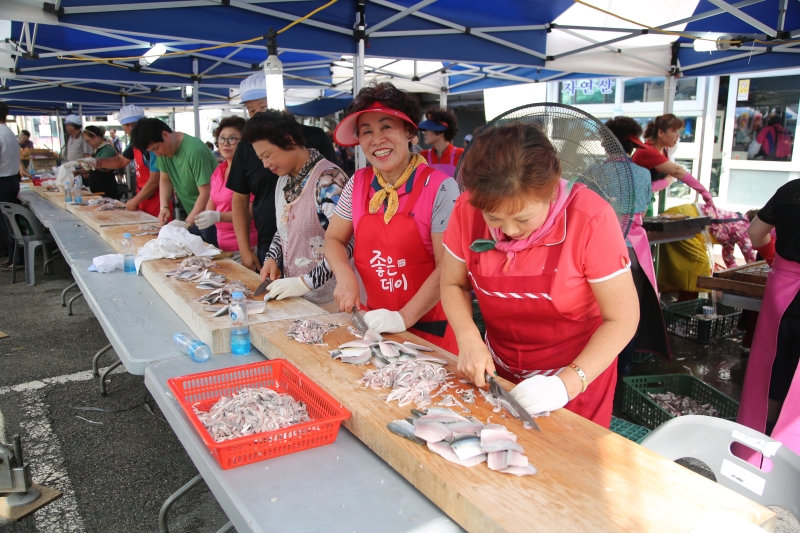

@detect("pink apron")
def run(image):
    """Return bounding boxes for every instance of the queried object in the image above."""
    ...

[737,254,800,463]
[425,146,458,177]
[628,214,657,290]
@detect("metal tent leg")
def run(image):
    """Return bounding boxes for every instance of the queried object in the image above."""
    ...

[61,282,77,306]
[91,344,113,378]
[159,475,203,533]
[67,292,84,316]
[99,359,122,396]
[215,522,234,533]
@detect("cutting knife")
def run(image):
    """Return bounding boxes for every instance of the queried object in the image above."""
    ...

[254,278,271,297]
[486,373,541,431]
[351,306,372,335]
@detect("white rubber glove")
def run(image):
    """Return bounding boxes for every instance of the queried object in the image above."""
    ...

[266,277,310,300]
[62,161,79,170]
[77,157,97,170]
[194,210,221,230]
[363,309,406,334]
[509,374,570,417]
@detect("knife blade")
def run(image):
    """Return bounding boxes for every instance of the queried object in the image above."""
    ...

[351,306,371,335]
[486,374,541,431]
[254,278,271,297]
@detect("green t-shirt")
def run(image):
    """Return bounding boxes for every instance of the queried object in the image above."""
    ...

[156,134,218,212]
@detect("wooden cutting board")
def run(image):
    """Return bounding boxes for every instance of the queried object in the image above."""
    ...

[41,190,98,210]
[250,314,775,533]
[99,223,160,253]
[65,204,157,233]
[141,258,326,354]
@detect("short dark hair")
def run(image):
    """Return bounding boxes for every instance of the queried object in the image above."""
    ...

[242,110,305,150]
[0,102,8,122]
[21,129,31,137]
[604,117,643,155]
[84,125,105,138]
[130,118,172,151]
[214,116,246,138]
[345,82,420,137]
[462,122,561,213]
[424,107,458,141]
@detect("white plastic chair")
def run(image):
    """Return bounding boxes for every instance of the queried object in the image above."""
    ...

[641,415,800,521]
[0,203,59,286]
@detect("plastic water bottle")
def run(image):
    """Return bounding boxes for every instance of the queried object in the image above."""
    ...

[229,291,250,355]
[122,233,136,273]
[173,333,210,363]
[64,180,72,202]
[72,175,83,203]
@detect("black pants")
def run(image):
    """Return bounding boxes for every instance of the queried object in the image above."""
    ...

[769,304,800,403]
[0,175,22,264]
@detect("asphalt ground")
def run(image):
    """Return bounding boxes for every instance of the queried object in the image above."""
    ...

[0,255,230,533]
[0,252,798,532]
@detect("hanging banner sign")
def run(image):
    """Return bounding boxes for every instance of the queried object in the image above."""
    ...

[562,78,615,96]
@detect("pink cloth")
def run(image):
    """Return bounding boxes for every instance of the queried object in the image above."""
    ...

[209,161,257,252]
[628,213,657,291]
[737,254,800,464]
[350,163,450,258]
[699,204,757,268]
[489,179,569,274]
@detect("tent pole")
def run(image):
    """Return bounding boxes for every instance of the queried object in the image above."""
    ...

[697,76,719,197]
[79,104,83,127]
[354,1,367,170]
[439,86,447,109]
[192,58,200,138]
[55,109,62,156]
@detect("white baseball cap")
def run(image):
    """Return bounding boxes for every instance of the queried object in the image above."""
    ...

[239,72,266,103]
[64,115,82,126]
[117,105,146,125]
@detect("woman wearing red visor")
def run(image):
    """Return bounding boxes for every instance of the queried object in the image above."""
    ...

[326,83,460,353]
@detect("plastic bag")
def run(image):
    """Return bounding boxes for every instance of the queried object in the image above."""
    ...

[747,139,762,159]
[55,164,74,187]
[89,254,124,273]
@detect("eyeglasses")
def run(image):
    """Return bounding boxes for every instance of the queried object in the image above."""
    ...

[217,136,241,146]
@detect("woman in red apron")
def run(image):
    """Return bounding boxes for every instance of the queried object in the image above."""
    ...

[440,123,639,427]
[419,108,464,177]
[326,83,460,353]
[737,180,800,462]
[605,117,671,374]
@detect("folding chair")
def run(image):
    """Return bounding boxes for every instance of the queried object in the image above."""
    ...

[0,203,60,286]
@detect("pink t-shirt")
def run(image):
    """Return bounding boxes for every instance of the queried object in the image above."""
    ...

[443,187,631,320]
[210,161,257,252]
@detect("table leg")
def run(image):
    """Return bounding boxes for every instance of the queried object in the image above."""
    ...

[67,292,84,316]
[61,281,78,307]
[99,359,122,396]
[158,474,203,533]
[215,522,234,533]
[91,343,113,378]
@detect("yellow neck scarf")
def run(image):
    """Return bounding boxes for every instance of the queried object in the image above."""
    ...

[369,154,426,224]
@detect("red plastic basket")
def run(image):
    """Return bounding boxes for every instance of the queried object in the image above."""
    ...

[167,359,350,470]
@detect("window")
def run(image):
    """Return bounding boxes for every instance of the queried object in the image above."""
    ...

[623,77,697,103]
[632,116,697,144]
[559,78,616,105]
[668,159,695,200]
[729,74,798,161]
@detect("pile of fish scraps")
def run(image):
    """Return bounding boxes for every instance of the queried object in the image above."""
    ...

[87,197,124,210]
[196,281,252,306]
[133,223,161,236]
[330,330,447,366]
[286,319,341,345]
[648,392,720,418]
[193,387,312,443]
[388,408,537,476]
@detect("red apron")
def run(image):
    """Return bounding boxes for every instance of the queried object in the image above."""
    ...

[133,148,163,218]
[425,145,458,177]
[467,184,616,427]
[737,254,800,464]
[353,167,458,354]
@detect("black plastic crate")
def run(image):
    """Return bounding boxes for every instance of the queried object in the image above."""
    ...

[622,374,739,430]
[663,299,741,344]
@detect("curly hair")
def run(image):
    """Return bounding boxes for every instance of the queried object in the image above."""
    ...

[643,114,684,141]
[242,109,305,149]
[461,122,561,213]
[423,107,458,141]
[214,116,246,138]
[345,82,420,136]
[604,117,643,155]
[130,118,172,151]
